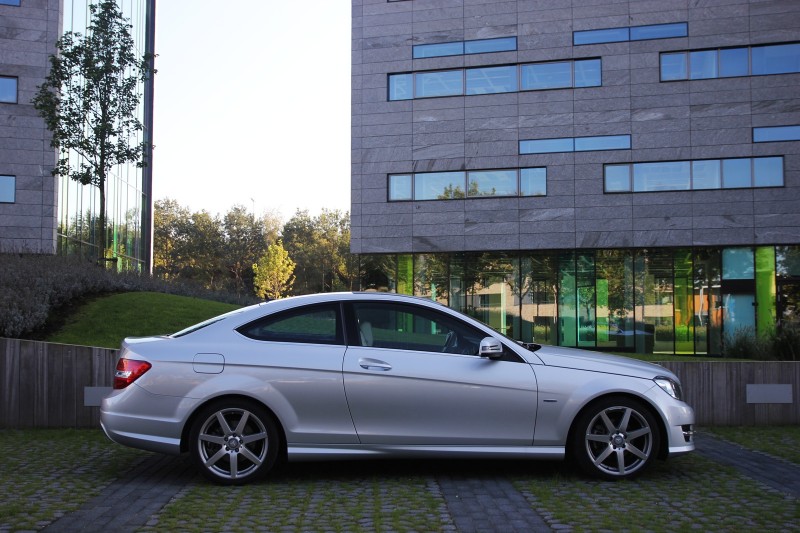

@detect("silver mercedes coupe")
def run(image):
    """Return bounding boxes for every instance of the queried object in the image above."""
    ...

[101,292,695,484]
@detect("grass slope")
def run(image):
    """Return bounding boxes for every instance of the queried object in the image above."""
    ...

[46,291,241,348]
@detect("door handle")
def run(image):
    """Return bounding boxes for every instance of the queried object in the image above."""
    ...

[358,358,392,371]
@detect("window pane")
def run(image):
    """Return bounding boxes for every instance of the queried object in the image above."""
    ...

[604,165,631,192]
[633,161,690,191]
[752,43,800,75]
[466,65,517,95]
[389,174,413,201]
[468,170,517,197]
[415,70,463,98]
[0,175,15,203]
[573,27,629,45]
[722,158,752,188]
[630,22,687,41]
[237,305,341,344]
[692,160,721,190]
[690,50,718,79]
[0,0,21,5]
[575,134,630,151]
[723,248,754,280]
[754,125,800,142]
[388,74,413,100]
[0,77,17,103]
[520,62,572,90]
[661,53,688,81]
[465,37,517,54]
[520,168,546,196]
[415,171,465,200]
[520,137,574,154]
[719,47,749,77]
[753,157,784,187]
[574,59,602,87]
[413,42,463,59]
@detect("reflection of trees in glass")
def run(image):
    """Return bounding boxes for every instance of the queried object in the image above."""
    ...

[437,184,466,199]
[777,246,800,277]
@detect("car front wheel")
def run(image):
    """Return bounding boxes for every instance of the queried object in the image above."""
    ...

[189,399,280,485]
[572,396,661,480]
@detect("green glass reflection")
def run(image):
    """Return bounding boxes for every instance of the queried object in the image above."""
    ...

[674,250,694,354]
[463,254,519,338]
[558,252,577,346]
[755,247,776,336]
[694,249,722,355]
[520,254,558,344]
[577,253,596,348]
[414,254,450,305]
[596,250,634,350]
[635,250,674,354]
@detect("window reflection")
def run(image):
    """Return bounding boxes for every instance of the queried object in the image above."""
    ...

[415,70,463,98]
[754,125,800,142]
[574,22,686,45]
[466,66,517,95]
[521,61,572,90]
[661,43,800,81]
[414,37,516,59]
[0,76,17,103]
[469,170,517,197]
[390,168,547,201]
[0,175,15,203]
[607,157,783,192]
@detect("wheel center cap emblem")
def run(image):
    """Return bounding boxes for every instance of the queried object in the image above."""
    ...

[612,435,625,447]
[227,437,240,450]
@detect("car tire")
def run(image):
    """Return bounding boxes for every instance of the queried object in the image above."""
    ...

[189,399,280,485]
[571,396,661,480]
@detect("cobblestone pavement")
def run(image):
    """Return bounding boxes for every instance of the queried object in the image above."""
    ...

[40,434,798,532]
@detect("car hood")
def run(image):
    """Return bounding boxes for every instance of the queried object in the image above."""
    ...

[530,345,678,381]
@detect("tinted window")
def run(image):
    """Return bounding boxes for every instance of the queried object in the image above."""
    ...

[237,304,343,345]
[604,165,631,192]
[661,52,687,80]
[754,125,800,142]
[352,302,485,355]
[466,66,517,95]
[388,73,413,101]
[574,59,602,87]
[520,137,573,154]
[692,160,721,190]
[633,161,690,192]
[753,157,783,187]
[0,76,17,103]
[415,171,465,200]
[690,50,718,79]
[751,43,800,75]
[722,159,751,188]
[413,41,463,59]
[520,61,571,90]
[575,135,630,151]
[0,175,15,203]
[388,174,412,201]
[465,37,517,54]
[574,27,628,45]
[468,169,517,197]
[630,22,687,41]
[0,0,21,5]
[415,70,463,98]
[719,48,749,77]
[520,168,547,196]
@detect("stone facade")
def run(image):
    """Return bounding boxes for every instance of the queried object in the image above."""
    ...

[0,0,60,253]
[351,0,800,255]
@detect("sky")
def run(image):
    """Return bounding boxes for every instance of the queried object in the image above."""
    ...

[152,1,351,221]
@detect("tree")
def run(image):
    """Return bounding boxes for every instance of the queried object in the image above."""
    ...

[253,241,296,300]
[32,0,153,262]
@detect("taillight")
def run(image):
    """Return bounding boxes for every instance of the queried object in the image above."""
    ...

[114,358,152,389]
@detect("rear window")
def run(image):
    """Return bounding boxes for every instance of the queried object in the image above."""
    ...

[236,304,343,345]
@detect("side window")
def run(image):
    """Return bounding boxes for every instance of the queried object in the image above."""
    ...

[353,302,485,355]
[237,304,343,345]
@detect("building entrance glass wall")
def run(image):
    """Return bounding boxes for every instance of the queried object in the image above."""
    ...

[359,245,798,356]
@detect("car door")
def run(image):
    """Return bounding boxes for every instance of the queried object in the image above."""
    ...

[342,301,538,445]
[234,303,358,444]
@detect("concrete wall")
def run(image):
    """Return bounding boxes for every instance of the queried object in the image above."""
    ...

[0,0,60,254]
[351,0,800,254]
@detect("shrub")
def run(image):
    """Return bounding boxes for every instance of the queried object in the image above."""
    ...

[723,325,800,361]
[0,254,258,338]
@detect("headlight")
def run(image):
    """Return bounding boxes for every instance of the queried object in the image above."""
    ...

[654,376,683,400]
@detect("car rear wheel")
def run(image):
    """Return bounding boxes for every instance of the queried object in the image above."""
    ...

[189,399,280,485]
[572,396,661,480]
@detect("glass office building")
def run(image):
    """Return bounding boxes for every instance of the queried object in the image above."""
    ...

[0,0,155,271]
[351,1,800,355]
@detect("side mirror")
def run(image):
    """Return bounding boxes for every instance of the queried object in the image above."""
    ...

[479,337,503,359]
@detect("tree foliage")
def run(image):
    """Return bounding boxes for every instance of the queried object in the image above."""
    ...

[253,241,296,300]
[32,0,153,261]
